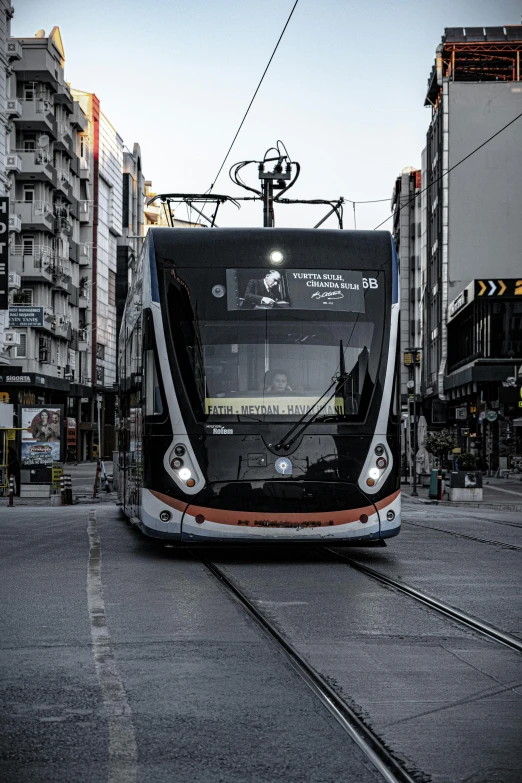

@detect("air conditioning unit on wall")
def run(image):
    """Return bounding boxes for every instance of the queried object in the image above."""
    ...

[3,331,21,346]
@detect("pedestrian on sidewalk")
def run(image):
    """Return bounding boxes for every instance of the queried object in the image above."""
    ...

[8,446,21,497]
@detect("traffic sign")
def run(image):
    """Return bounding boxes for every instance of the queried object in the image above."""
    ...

[475,279,522,298]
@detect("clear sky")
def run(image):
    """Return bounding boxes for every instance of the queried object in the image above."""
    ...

[12,0,521,230]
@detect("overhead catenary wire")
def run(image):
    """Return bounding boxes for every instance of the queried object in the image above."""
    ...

[208,0,300,193]
[373,109,522,231]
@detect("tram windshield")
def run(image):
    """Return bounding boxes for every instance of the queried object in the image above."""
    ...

[165,267,386,423]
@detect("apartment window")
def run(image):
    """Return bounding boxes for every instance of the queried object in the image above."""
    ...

[96,343,105,361]
[80,136,86,158]
[24,139,36,151]
[15,333,27,358]
[23,185,35,203]
[108,270,116,307]
[24,85,35,101]
[14,288,33,305]
[22,237,34,255]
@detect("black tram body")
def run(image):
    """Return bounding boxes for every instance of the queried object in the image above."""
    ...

[118,227,401,544]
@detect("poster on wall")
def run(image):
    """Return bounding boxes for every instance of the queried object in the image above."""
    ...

[19,405,64,466]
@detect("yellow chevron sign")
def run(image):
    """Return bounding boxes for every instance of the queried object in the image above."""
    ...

[476,279,519,297]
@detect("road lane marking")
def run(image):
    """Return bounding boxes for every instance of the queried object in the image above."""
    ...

[87,509,138,783]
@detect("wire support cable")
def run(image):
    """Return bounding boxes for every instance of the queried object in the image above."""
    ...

[373,109,522,231]
[208,0,300,193]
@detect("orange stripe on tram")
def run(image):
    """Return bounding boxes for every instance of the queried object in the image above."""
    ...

[150,489,400,528]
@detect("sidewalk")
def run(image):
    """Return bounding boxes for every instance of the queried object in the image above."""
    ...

[402,474,522,512]
[0,461,118,507]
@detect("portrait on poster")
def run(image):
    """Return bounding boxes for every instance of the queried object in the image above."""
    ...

[20,406,63,466]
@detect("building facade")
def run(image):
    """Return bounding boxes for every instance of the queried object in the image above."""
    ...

[1,28,146,462]
[3,27,91,453]
[0,0,14,365]
[396,26,522,471]
[391,167,425,477]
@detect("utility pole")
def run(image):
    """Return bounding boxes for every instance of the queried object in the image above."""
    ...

[258,156,292,227]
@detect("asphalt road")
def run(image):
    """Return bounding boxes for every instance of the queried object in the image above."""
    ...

[1,499,521,782]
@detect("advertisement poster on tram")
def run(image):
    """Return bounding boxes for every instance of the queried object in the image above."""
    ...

[226,268,367,313]
[19,405,64,466]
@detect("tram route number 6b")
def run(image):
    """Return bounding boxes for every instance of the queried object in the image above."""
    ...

[362,278,378,289]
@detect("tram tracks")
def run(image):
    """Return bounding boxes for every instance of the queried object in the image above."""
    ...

[402,519,522,552]
[197,554,419,783]
[321,548,522,653]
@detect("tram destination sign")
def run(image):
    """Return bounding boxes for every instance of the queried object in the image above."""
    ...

[226,268,367,313]
[0,197,8,310]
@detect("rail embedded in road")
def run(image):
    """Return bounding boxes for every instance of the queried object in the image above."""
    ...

[197,554,419,783]
[322,548,522,654]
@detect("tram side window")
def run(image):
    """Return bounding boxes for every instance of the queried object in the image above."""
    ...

[144,349,163,416]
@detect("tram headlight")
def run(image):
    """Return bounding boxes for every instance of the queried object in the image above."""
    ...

[269,250,284,265]
[171,457,184,469]
[369,467,380,480]
[178,468,191,481]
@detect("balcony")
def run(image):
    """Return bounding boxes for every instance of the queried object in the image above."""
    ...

[11,245,55,284]
[18,99,56,135]
[9,214,21,232]
[79,200,92,223]
[70,101,88,132]
[79,289,90,308]
[78,328,89,352]
[54,214,73,236]
[6,40,23,60]
[13,49,60,90]
[50,258,72,292]
[15,200,54,232]
[79,156,89,180]
[57,168,73,200]
[6,99,22,117]
[15,150,54,183]
[54,82,74,111]
[55,121,73,155]
[78,243,91,266]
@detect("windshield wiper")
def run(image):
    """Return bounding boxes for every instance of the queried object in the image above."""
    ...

[275,339,350,451]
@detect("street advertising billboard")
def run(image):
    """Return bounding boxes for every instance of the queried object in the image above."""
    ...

[9,306,44,327]
[19,405,64,466]
[226,268,366,313]
[0,196,8,310]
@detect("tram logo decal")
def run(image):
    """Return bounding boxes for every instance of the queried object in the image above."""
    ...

[206,426,233,435]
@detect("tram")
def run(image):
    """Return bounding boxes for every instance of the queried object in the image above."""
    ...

[117,227,400,543]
